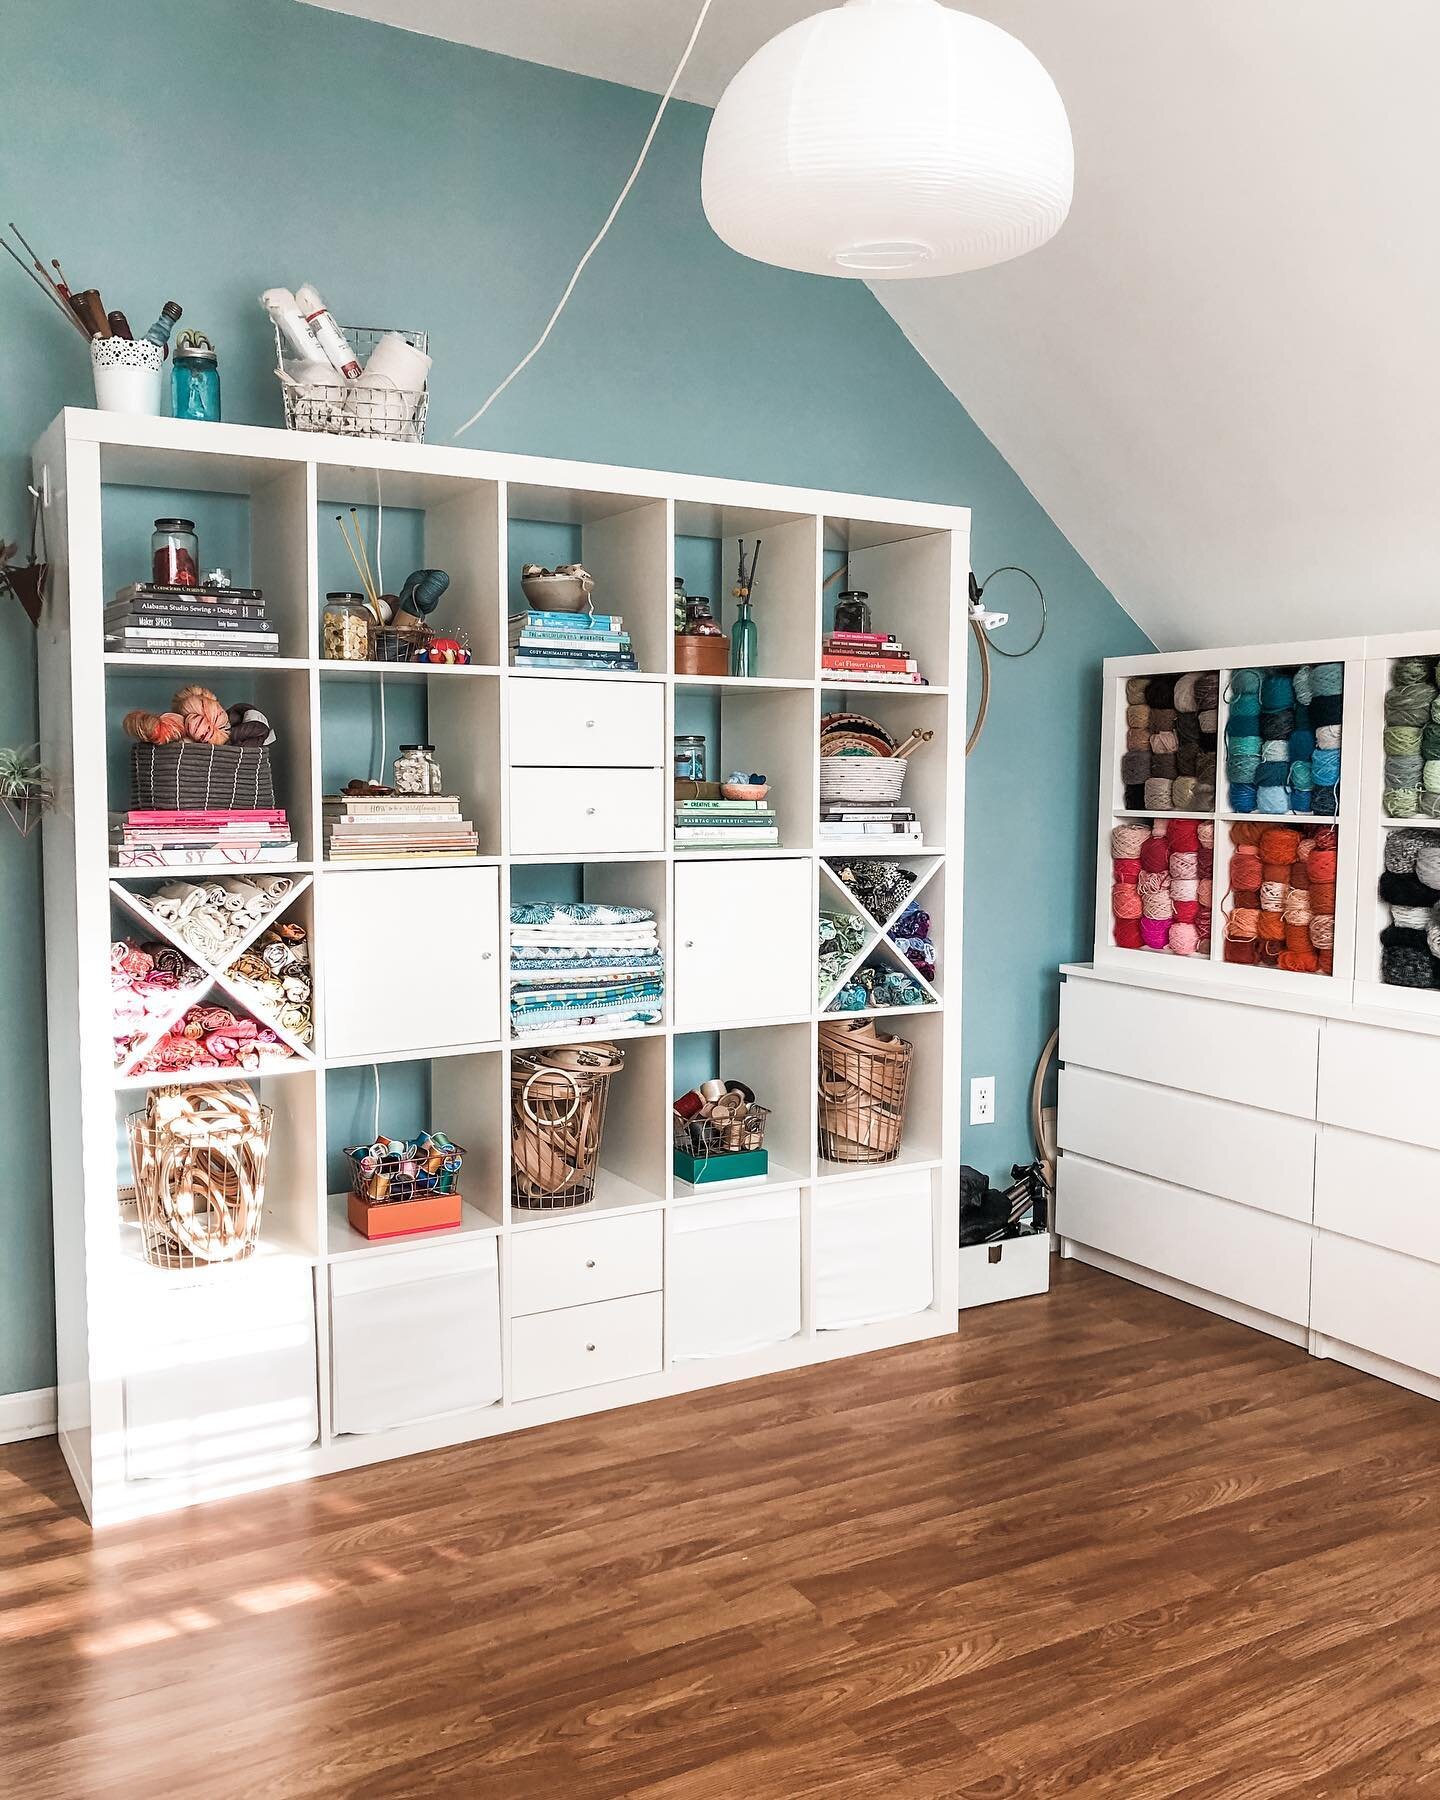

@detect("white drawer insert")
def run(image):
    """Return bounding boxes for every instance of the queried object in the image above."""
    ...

[510,1210,663,1316]
[509,675,664,767]
[511,1291,663,1401]
[508,766,662,855]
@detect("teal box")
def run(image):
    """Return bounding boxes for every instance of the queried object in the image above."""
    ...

[673,1147,769,1186]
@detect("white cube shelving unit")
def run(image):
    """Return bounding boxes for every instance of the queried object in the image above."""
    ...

[33,409,967,1525]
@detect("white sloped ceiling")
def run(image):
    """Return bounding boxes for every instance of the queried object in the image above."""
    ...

[305,0,1440,648]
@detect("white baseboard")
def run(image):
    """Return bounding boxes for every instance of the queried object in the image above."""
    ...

[0,1387,58,1444]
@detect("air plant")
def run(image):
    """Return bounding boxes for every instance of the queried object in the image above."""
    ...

[0,744,53,836]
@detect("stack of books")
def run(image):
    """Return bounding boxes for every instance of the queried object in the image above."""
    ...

[821,630,927,687]
[674,796,780,849]
[323,791,479,862]
[818,802,922,846]
[111,809,298,869]
[104,583,280,659]
[508,610,638,671]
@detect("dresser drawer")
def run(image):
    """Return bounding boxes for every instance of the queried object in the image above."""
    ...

[1315,1127,1440,1265]
[1318,1021,1440,1150]
[1058,1065,1315,1222]
[509,1211,663,1316]
[1312,1233,1440,1379]
[1058,1155,1313,1325]
[1061,978,1319,1117]
[508,766,663,855]
[510,1292,663,1401]
[509,676,664,767]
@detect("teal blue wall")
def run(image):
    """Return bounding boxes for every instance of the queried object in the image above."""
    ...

[0,0,1148,1399]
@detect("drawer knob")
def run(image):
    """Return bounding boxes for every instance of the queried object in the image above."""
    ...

[585,805,596,816]
[585,1258,596,1269]
[585,718,596,728]
[586,1342,596,1352]
[683,938,694,949]
[481,950,492,960]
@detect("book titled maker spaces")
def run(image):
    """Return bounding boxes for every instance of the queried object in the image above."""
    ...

[104,582,278,657]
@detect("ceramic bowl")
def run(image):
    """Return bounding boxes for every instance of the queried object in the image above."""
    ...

[722,781,769,801]
[521,570,593,613]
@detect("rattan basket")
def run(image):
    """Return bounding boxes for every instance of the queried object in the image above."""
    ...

[817,1020,912,1163]
[511,1043,624,1208]
[819,755,907,805]
[126,1082,272,1267]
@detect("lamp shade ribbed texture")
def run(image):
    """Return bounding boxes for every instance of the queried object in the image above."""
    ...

[701,0,1073,279]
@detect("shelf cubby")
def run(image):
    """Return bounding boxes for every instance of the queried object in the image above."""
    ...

[672,1022,813,1195]
[674,501,820,681]
[672,682,815,851]
[818,685,948,851]
[816,1008,943,1182]
[822,512,958,690]
[100,460,310,660]
[317,462,504,667]
[508,482,669,675]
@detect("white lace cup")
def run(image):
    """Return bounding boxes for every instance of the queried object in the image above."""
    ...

[91,336,164,415]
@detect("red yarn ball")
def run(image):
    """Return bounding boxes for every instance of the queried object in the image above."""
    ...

[1140,838,1169,873]
[1113,917,1144,949]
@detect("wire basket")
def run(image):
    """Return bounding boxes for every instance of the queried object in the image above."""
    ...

[274,325,430,443]
[371,622,435,663]
[817,1020,912,1163]
[346,1134,464,1203]
[126,1082,272,1267]
[511,1043,623,1209]
[672,1099,770,1158]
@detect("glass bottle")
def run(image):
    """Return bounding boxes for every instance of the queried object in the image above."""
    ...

[143,301,183,349]
[322,593,373,661]
[172,333,221,423]
[393,743,442,795]
[835,588,872,635]
[729,596,757,677]
[151,517,199,587]
[673,576,687,635]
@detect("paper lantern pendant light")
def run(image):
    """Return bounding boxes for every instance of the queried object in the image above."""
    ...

[701,0,1073,279]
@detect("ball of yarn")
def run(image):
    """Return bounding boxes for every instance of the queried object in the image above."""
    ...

[1175,742,1199,777]
[1413,844,1440,888]
[1194,672,1219,709]
[1173,673,1200,712]
[1139,917,1169,950]
[1257,827,1301,864]
[1279,947,1319,974]
[1310,662,1343,697]
[1139,836,1169,873]
[1145,676,1177,709]
[1385,725,1423,756]
[1386,683,1434,727]
[1391,905,1432,931]
[1429,909,1440,961]
[1144,778,1174,810]
[1150,752,1178,779]
[1120,751,1151,785]
[1111,823,1149,860]
[1171,775,1199,810]
[1112,884,1143,919]
[1421,791,1440,819]
[1169,849,1200,881]
[1228,906,1260,942]
[1392,656,1434,688]
[1386,787,1420,819]
[1149,729,1180,755]
[1126,727,1151,752]
[1378,871,1437,908]
[1197,821,1215,849]
[1149,707,1177,735]
[1168,819,1199,851]
[1114,916,1144,949]
[1312,787,1339,817]
[1126,704,1150,730]
[226,703,276,748]
[1308,849,1338,884]
[1172,897,1199,923]
[1310,692,1343,730]
[1125,676,1150,704]
[1382,944,1439,988]
[1169,922,1199,956]
[1229,669,1262,698]
[1312,747,1341,787]
[1175,712,1201,747]
[173,685,230,746]
[1260,738,1289,766]
[1385,829,1427,874]
[1113,857,1141,884]
[1198,708,1218,737]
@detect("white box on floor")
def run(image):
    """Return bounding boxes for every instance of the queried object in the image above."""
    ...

[121,1258,319,1483]
[813,1172,934,1330]
[957,1233,1052,1309]
[669,1190,802,1360]
[330,1237,501,1435]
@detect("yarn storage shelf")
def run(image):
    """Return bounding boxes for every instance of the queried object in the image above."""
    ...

[36,409,965,1526]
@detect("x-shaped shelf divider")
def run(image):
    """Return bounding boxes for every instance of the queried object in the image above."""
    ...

[816,855,943,1010]
[109,875,316,1071]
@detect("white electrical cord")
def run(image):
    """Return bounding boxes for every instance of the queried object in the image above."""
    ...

[452,0,716,438]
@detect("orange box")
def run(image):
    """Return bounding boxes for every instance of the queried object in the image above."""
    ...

[347,1189,463,1241]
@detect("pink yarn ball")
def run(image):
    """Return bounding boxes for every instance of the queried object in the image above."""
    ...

[1140,917,1170,949]
[1169,922,1200,956]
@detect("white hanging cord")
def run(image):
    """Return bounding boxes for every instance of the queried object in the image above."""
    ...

[452,0,716,438]
[372,1061,382,1143]
[373,471,387,783]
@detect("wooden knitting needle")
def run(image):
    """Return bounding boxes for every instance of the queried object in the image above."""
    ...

[890,728,935,760]
[349,507,379,605]
[335,513,379,610]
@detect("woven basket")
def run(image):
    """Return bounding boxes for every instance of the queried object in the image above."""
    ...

[131,742,276,812]
[820,755,907,805]
[817,1020,912,1163]
[511,1043,624,1208]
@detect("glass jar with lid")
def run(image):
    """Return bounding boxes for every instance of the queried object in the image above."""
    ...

[674,734,707,783]
[394,743,443,795]
[152,517,199,587]
[172,332,222,423]
[834,589,872,635]
[684,595,723,637]
[322,592,373,661]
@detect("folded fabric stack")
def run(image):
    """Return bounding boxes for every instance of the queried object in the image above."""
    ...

[323,791,478,861]
[817,909,868,1004]
[127,874,297,964]
[226,922,314,1045]
[112,938,206,1067]
[821,628,928,687]
[131,1003,297,1074]
[889,904,935,982]
[510,902,664,1037]
[824,857,918,922]
[111,809,298,869]
[105,582,279,659]
[829,964,928,1012]
[509,610,638,671]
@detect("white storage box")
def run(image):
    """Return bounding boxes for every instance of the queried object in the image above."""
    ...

[957,1233,1051,1310]
[813,1172,934,1330]
[121,1258,319,1483]
[330,1237,501,1436]
[669,1190,802,1360]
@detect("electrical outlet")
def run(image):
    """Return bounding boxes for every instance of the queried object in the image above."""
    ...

[969,1076,996,1126]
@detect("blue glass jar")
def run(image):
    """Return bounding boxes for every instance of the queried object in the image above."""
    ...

[172,333,221,422]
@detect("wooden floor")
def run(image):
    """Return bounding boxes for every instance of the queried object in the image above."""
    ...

[5,1261,1440,1798]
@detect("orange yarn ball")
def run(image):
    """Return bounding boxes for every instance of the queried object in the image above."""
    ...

[1308,850,1338,883]
[173,685,230,746]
